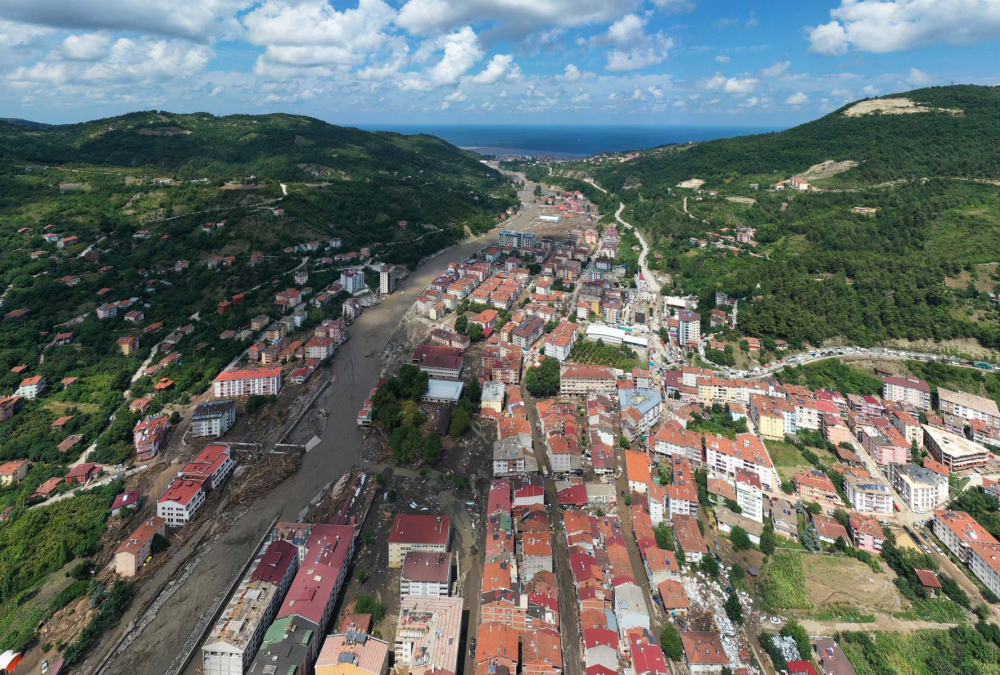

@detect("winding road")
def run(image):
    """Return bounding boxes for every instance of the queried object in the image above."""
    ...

[614,202,662,295]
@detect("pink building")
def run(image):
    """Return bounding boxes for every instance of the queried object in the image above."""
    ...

[862,430,910,466]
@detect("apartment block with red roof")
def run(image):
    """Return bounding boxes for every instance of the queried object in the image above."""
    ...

[704,433,777,492]
[212,366,283,397]
[388,514,450,567]
[178,443,236,491]
[157,479,206,527]
[133,413,169,461]
[115,516,166,577]
[934,510,999,563]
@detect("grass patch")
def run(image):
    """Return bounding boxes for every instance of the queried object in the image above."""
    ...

[894,598,968,623]
[759,551,812,610]
[839,628,995,675]
[569,340,642,370]
[812,603,877,623]
[766,440,807,467]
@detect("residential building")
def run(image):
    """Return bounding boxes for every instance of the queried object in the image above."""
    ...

[889,463,949,513]
[191,399,237,438]
[340,269,367,294]
[117,335,140,356]
[394,596,462,675]
[202,540,299,675]
[373,263,397,296]
[969,542,1000,602]
[681,632,729,674]
[115,516,167,577]
[937,387,1000,428]
[66,462,100,484]
[247,616,317,675]
[16,375,45,399]
[934,510,999,563]
[315,633,390,675]
[673,514,708,563]
[512,317,545,349]
[812,513,850,544]
[306,336,337,360]
[613,582,650,632]
[111,489,141,517]
[716,508,764,545]
[677,309,701,347]
[559,363,617,396]
[213,367,283,398]
[0,460,30,486]
[795,470,842,512]
[923,424,989,471]
[849,514,887,555]
[157,479,206,527]
[388,515,450,567]
[704,433,777,491]
[178,443,236,491]
[619,388,663,441]
[277,524,356,644]
[736,471,764,523]
[862,431,911,466]
[653,425,703,465]
[133,413,169,461]
[771,497,799,541]
[844,472,894,514]
[882,376,931,411]
[400,552,452,598]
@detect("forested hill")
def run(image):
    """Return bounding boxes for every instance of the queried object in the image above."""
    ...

[594,85,1000,191]
[0,110,496,183]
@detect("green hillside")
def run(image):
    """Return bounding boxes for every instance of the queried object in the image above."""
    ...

[594,85,1000,191]
[544,86,1000,354]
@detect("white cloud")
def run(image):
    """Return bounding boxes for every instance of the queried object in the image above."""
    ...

[714,55,730,63]
[396,0,642,36]
[702,71,758,95]
[862,84,880,96]
[599,14,673,72]
[785,91,808,105]
[426,26,483,85]
[0,0,250,41]
[8,36,213,86]
[59,32,112,60]
[0,19,55,47]
[906,66,937,87]
[444,89,467,102]
[558,64,582,82]
[761,60,790,77]
[468,53,513,84]
[652,0,696,13]
[648,85,663,99]
[244,0,396,72]
[808,0,1000,55]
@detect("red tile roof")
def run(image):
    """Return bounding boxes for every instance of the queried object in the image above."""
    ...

[388,514,450,545]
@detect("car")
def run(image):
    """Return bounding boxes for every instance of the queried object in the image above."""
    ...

[712,552,722,563]
[621,490,627,498]
[770,616,782,624]
[41,661,49,674]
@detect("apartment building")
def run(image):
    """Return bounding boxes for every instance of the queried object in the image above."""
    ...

[844,472,894,514]
[388,515,450,567]
[559,363,617,396]
[703,433,777,492]
[394,596,463,675]
[882,376,931,411]
[889,463,949,513]
[190,399,237,438]
[934,510,998,563]
[923,424,989,471]
[213,367,283,398]
[400,552,452,598]
[653,424,703,465]
[115,516,167,577]
[736,471,764,523]
[938,387,1000,428]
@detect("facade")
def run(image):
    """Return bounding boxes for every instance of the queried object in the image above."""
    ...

[133,414,169,461]
[394,596,462,675]
[889,463,948,513]
[704,433,777,492]
[795,470,842,512]
[844,473,894,514]
[340,269,367,294]
[559,363,617,396]
[191,399,237,438]
[937,387,1000,428]
[934,510,999,563]
[115,516,166,577]
[400,552,452,598]
[735,471,764,523]
[882,376,931,410]
[969,542,1000,602]
[157,479,207,527]
[512,317,545,349]
[0,460,30,486]
[213,367,283,398]
[677,310,701,347]
[379,264,396,295]
[15,375,45,399]
[653,425,703,465]
[923,424,989,471]
[202,540,299,675]
[388,515,450,567]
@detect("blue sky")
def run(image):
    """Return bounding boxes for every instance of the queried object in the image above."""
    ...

[1,0,998,127]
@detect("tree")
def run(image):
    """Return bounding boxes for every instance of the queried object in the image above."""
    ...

[700,553,720,578]
[654,522,674,550]
[805,501,822,515]
[731,526,752,551]
[801,524,821,551]
[833,508,851,528]
[760,524,776,555]
[534,184,542,198]
[834,535,848,552]
[731,563,746,586]
[423,432,442,462]
[449,407,471,438]
[619,435,631,449]
[780,478,795,494]
[724,497,743,514]
[400,400,426,428]
[454,314,469,334]
[525,357,560,397]
[357,569,368,584]
[169,410,181,424]
[467,323,484,342]
[724,591,743,624]
[660,624,683,661]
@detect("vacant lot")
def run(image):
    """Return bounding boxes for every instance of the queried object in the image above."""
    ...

[801,554,903,613]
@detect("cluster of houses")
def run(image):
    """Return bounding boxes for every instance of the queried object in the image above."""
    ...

[196,521,359,675]
[473,482,563,675]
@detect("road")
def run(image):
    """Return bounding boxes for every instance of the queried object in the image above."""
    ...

[614,202,662,295]
[522,388,586,675]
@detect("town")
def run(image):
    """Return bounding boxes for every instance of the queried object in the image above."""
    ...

[2,167,1000,675]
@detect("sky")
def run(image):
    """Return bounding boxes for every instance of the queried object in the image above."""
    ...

[1,0,998,127]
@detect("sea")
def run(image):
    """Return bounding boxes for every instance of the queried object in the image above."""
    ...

[355,123,781,158]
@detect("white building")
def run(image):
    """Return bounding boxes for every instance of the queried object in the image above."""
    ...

[923,424,989,472]
[190,399,237,438]
[934,510,998,563]
[937,387,1000,428]
[970,542,1000,601]
[15,375,46,399]
[380,264,397,295]
[844,472,894,514]
[400,552,452,598]
[735,472,764,523]
[703,433,777,492]
[213,367,283,398]
[882,376,931,411]
[157,479,206,527]
[340,268,367,294]
[677,310,701,347]
[889,463,948,513]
